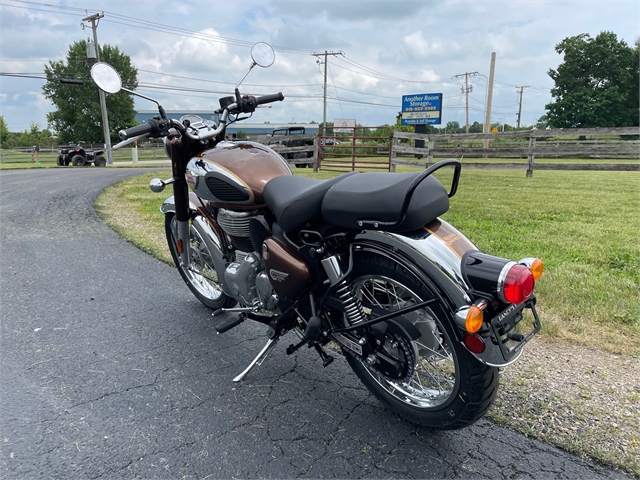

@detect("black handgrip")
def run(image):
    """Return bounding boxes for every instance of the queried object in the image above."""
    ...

[60,78,84,85]
[256,92,284,106]
[118,118,173,140]
[119,122,154,140]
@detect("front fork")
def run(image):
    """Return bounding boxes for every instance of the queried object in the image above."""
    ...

[176,219,192,268]
[169,133,192,269]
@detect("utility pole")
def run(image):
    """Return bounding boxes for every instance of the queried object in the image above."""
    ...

[483,53,496,152]
[83,12,113,165]
[515,85,529,128]
[310,51,343,131]
[452,71,479,133]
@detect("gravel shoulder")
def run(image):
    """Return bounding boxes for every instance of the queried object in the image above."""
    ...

[490,337,640,477]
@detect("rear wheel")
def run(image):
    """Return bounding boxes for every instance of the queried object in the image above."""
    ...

[344,252,499,430]
[165,213,235,310]
[71,154,86,166]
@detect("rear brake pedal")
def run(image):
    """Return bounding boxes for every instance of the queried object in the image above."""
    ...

[215,314,245,334]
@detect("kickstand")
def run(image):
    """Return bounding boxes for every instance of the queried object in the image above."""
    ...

[233,337,279,382]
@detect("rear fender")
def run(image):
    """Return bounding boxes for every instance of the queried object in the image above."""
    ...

[354,218,475,314]
[353,218,525,367]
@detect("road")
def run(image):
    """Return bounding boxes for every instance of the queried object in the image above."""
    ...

[0,168,628,479]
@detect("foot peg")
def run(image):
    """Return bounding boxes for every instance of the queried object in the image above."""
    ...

[215,314,245,334]
[213,307,253,317]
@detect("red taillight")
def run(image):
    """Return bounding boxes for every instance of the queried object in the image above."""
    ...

[500,263,534,304]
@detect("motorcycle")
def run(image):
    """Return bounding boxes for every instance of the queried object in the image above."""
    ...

[91,43,544,430]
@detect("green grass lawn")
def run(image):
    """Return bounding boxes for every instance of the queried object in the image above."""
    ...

[95,167,639,355]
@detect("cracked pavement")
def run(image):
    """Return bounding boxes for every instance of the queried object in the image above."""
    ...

[0,168,630,479]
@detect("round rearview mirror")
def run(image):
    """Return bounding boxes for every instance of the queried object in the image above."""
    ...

[251,42,275,68]
[90,62,122,94]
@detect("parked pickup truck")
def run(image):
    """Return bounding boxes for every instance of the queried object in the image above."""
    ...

[266,126,314,168]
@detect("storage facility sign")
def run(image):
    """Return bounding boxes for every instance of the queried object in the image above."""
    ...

[333,118,356,133]
[401,93,442,125]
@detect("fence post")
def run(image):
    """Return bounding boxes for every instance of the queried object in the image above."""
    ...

[313,132,319,172]
[526,135,536,177]
[132,142,139,164]
[390,133,397,172]
[427,136,434,166]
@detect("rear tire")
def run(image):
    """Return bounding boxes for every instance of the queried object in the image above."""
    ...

[344,251,499,430]
[165,213,235,310]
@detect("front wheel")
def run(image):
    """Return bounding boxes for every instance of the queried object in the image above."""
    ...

[94,155,107,167]
[71,154,86,166]
[165,213,235,310]
[344,252,499,430]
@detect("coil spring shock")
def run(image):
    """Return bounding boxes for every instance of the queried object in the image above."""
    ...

[335,280,367,326]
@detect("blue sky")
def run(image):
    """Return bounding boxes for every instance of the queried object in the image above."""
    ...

[1,0,638,133]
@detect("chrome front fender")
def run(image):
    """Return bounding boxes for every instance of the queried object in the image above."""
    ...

[160,195,201,215]
[161,195,232,297]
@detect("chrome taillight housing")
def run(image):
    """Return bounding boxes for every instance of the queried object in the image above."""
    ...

[462,252,542,305]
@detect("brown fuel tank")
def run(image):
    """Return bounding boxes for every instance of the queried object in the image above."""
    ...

[186,141,292,209]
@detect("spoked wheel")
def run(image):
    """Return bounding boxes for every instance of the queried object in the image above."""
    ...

[165,213,235,310]
[344,252,498,430]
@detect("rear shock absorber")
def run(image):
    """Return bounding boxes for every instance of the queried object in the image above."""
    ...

[321,254,367,326]
[335,281,367,326]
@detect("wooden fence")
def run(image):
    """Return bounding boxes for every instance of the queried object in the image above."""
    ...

[391,127,639,176]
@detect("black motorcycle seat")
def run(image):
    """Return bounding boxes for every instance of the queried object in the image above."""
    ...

[263,172,358,232]
[322,172,449,232]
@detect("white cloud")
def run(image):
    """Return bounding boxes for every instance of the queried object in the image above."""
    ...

[402,32,458,58]
[28,92,51,110]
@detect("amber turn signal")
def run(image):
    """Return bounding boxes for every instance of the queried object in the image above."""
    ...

[529,258,544,280]
[465,305,484,333]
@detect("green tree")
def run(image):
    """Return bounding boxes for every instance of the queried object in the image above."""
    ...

[546,31,639,128]
[535,114,550,129]
[17,123,52,148]
[468,121,483,133]
[0,116,8,148]
[445,121,462,134]
[42,40,138,144]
